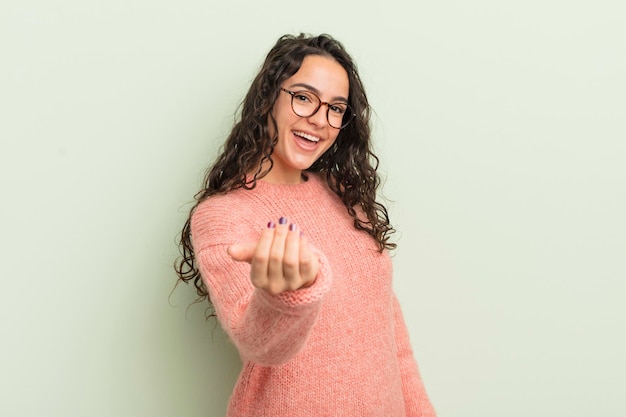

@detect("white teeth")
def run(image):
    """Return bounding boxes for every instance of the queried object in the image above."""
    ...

[294,131,320,143]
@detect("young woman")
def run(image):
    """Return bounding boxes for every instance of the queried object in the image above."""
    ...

[175,33,436,417]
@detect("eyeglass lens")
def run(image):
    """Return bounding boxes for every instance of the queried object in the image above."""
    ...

[289,90,353,129]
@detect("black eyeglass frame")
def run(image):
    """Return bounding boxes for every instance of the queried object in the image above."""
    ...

[280,88,356,129]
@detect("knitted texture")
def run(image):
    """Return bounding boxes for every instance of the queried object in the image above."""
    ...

[191,173,436,417]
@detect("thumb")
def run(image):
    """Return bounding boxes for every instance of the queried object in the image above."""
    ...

[227,242,257,263]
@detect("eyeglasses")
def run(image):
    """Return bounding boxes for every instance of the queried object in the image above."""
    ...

[280,88,356,129]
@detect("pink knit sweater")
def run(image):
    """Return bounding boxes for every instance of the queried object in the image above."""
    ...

[191,173,436,417]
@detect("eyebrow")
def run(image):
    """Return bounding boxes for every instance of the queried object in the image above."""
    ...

[288,82,349,103]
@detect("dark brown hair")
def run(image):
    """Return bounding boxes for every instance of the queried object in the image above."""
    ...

[175,33,396,306]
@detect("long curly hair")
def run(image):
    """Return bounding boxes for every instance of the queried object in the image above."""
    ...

[175,33,396,306]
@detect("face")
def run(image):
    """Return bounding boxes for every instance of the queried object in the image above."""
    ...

[265,54,349,184]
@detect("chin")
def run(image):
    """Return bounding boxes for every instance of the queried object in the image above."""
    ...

[294,160,318,171]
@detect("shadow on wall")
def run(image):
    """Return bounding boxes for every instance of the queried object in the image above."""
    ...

[202,321,242,413]
[167,287,242,416]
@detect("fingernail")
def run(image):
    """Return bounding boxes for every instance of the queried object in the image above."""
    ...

[278,217,288,225]
[300,231,305,237]
[267,221,275,229]
[289,223,297,232]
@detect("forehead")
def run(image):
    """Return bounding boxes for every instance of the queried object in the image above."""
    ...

[286,55,349,97]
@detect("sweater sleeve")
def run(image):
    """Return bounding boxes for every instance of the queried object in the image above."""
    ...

[392,294,437,417]
[191,204,333,366]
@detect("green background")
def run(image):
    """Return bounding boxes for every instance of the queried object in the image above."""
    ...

[1,1,625,416]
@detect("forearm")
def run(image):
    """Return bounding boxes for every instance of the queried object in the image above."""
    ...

[198,245,332,365]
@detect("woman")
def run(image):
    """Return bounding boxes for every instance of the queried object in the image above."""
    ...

[175,33,436,416]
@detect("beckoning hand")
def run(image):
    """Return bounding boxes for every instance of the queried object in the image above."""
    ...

[227,217,320,294]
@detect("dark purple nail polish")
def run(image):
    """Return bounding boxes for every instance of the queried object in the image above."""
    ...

[289,223,297,232]
[267,221,275,229]
[278,217,288,225]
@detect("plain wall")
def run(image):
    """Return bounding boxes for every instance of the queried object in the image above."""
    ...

[1,1,625,416]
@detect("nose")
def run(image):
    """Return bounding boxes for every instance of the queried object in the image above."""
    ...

[307,103,330,127]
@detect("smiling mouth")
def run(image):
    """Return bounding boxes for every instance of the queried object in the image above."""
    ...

[294,131,320,143]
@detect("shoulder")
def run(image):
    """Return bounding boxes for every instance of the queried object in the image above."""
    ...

[190,190,263,251]
[192,189,254,220]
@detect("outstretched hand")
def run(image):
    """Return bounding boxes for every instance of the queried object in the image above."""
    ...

[228,217,319,294]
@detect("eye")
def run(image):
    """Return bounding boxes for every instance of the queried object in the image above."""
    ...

[329,103,347,115]
[294,92,314,103]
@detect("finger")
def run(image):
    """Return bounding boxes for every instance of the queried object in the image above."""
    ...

[282,223,301,289]
[267,217,289,293]
[249,221,276,288]
[298,232,319,287]
[227,242,257,263]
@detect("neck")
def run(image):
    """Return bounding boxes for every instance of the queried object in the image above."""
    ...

[261,171,306,185]
[257,161,305,185]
